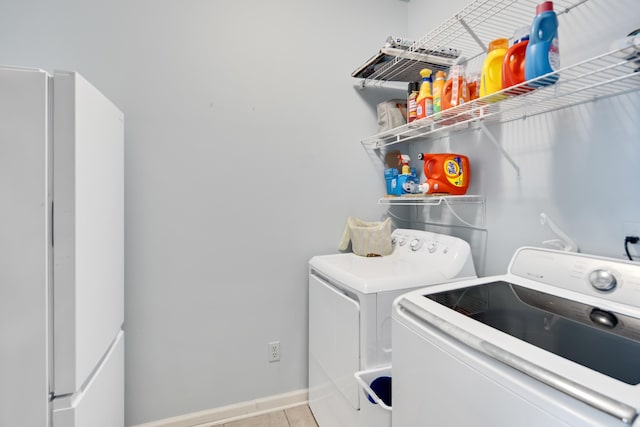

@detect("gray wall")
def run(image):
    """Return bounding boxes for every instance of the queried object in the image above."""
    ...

[0,0,407,425]
[404,0,640,275]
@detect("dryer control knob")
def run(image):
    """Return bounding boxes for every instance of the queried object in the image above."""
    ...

[589,269,617,292]
[398,237,406,246]
[410,239,422,251]
[427,242,438,253]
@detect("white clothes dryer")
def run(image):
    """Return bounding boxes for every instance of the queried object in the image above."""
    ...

[393,247,640,427]
[308,228,476,427]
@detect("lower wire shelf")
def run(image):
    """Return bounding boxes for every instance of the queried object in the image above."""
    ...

[379,194,484,206]
[380,194,487,230]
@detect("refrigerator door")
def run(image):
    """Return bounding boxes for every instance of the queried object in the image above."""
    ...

[53,331,124,427]
[0,66,51,427]
[53,71,124,396]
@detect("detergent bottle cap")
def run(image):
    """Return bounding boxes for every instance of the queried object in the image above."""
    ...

[536,1,554,14]
[418,182,430,193]
[488,38,509,52]
[512,26,530,44]
[435,70,446,80]
[419,68,432,80]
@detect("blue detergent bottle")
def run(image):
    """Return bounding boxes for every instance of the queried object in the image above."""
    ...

[525,1,559,87]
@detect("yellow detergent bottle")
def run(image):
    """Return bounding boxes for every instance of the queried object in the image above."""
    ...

[432,70,446,113]
[416,68,433,119]
[480,38,509,101]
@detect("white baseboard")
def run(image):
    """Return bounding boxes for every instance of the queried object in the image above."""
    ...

[132,389,309,427]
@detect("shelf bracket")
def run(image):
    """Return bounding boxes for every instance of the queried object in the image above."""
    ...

[478,122,520,176]
[457,16,488,54]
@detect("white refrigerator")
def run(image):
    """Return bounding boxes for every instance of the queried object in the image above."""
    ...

[0,66,124,427]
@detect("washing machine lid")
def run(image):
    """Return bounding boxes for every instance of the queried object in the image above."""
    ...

[427,280,640,385]
[309,252,460,294]
[395,260,640,425]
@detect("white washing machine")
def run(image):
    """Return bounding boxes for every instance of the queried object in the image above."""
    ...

[308,228,476,427]
[393,247,640,427]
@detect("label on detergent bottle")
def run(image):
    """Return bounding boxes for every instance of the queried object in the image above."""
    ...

[549,36,560,70]
[416,97,433,119]
[416,68,433,119]
[445,157,465,187]
[407,81,420,123]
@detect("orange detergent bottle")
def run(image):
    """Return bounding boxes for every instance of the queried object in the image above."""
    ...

[502,27,531,94]
[417,153,470,195]
[442,65,469,110]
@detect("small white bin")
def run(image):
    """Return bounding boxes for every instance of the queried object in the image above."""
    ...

[354,365,392,415]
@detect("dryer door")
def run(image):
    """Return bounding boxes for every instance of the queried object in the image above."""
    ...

[309,272,360,410]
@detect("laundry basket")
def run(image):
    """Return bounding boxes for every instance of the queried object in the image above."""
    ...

[354,366,392,427]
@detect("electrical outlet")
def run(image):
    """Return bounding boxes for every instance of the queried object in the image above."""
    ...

[268,341,280,363]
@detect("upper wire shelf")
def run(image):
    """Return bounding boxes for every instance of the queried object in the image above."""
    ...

[352,0,640,149]
[355,0,589,87]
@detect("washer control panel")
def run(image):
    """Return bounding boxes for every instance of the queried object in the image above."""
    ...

[391,229,467,260]
[509,247,640,309]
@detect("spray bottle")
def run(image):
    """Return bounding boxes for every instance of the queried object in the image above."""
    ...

[396,154,419,194]
[398,154,411,175]
[415,69,433,120]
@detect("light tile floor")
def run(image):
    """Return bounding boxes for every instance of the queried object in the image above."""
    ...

[224,404,318,427]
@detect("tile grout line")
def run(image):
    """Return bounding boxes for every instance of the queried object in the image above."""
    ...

[192,403,310,427]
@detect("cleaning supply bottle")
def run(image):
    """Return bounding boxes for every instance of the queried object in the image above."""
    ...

[480,38,509,101]
[432,71,446,114]
[525,1,559,87]
[398,154,411,175]
[503,26,532,95]
[466,72,480,101]
[417,153,470,195]
[396,154,419,194]
[442,65,469,110]
[415,68,433,120]
[433,71,447,113]
[407,81,420,123]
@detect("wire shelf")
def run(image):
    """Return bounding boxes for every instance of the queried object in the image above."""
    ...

[357,0,589,87]
[379,194,485,206]
[362,46,640,149]
[380,194,487,230]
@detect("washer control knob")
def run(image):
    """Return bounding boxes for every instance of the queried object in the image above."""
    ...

[391,236,397,245]
[398,237,406,246]
[589,269,617,292]
[410,239,422,251]
[427,242,438,253]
